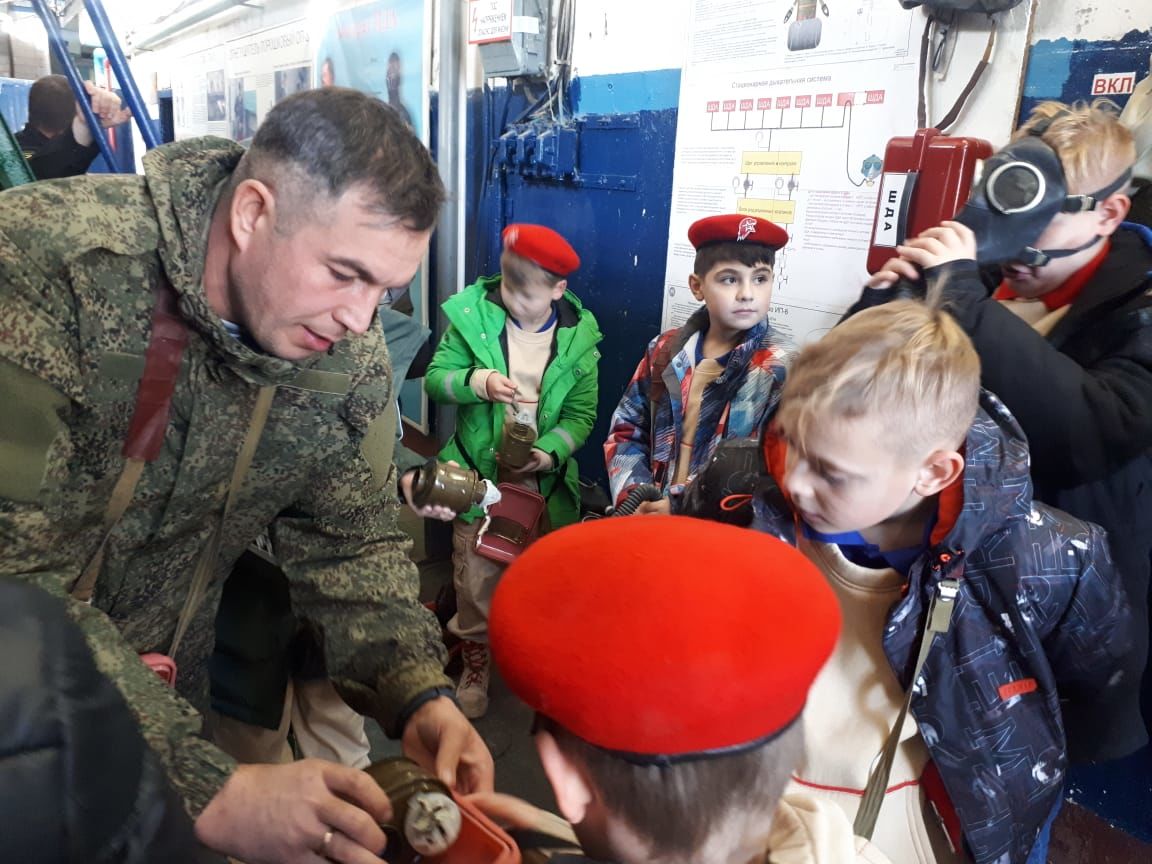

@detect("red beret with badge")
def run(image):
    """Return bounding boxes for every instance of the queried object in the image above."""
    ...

[688,213,789,251]
[489,515,840,761]
[501,223,581,276]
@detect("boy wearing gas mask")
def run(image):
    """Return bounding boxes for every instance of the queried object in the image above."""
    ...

[856,99,1152,763]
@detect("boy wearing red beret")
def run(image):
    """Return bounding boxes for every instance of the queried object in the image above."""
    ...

[466,516,896,863]
[604,213,790,513]
[682,295,1132,864]
[419,224,602,719]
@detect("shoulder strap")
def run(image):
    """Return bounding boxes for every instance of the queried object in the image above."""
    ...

[853,577,960,840]
[169,384,276,657]
[71,276,189,602]
[917,12,997,132]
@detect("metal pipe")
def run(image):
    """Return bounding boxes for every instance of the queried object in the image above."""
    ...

[433,0,466,442]
[83,0,160,149]
[30,0,119,171]
[130,0,246,51]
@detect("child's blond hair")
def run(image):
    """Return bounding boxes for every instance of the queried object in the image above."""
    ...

[1014,99,1136,195]
[777,293,980,460]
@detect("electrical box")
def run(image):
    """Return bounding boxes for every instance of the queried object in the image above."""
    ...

[469,0,547,78]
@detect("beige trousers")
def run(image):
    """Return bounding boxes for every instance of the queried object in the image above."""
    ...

[210,677,370,768]
[447,474,540,643]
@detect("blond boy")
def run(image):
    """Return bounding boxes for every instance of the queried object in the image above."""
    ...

[417,224,602,718]
[858,99,1152,762]
[688,297,1131,864]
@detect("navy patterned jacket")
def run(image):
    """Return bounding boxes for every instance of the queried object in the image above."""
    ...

[686,391,1132,864]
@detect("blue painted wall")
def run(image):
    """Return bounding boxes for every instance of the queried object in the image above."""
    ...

[1019,28,1152,122]
[455,69,681,485]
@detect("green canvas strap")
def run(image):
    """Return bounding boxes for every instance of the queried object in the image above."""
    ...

[853,578,960,840]
[72,277,188,602]
[169,384,276,657]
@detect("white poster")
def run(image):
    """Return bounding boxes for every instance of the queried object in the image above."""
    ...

[662,0,921,345]
[172,46,228,139]
[226,21,313,143]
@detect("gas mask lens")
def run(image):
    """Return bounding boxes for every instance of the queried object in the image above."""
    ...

[984,161,1048,215]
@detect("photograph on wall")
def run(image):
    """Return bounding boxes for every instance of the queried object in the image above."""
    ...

[314,0,433,430]
[225,20,312,135]
[172,46,228,138]
[206,69,227,121]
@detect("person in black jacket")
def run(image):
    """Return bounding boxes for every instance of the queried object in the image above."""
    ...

[15,74,131,180]
[0,580,221,863]
[857,98,1152,763]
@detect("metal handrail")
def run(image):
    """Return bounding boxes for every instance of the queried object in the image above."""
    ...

[84,0,160,150]
[30,0,119,170]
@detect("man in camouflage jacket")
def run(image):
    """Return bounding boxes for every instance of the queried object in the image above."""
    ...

[0,89,490,862]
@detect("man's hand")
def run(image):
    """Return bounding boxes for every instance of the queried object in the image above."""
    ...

[194,760,391,864]
[464,792,578,843]
[485,373,517,403]
[866,220,978,289]
[400,468,458,522]
[72,82,131,146]
[636,498,672,516]
[402,696,494,794]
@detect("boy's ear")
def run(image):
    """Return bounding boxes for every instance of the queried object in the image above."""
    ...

[535,730,595,826]
[688,272,704,300]
[1096,192,1131,237]
[550,279,568,301]
[914,448,965,497]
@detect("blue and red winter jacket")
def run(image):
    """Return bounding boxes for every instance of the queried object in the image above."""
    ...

[683,391,1133,864]
[604,307,790,505]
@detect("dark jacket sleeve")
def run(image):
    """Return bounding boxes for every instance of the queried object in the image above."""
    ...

[25,125,101,180]
[924,259,1152,490]
[0,582,223,864]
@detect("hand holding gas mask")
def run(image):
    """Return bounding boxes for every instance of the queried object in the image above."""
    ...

[868,117,1131,290]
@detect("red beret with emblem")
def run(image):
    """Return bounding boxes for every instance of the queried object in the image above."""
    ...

[501,223,581,276]
[489,516,840,760]
[687,213,789,251]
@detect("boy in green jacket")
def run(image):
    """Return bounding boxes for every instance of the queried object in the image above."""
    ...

[422,223,602,717]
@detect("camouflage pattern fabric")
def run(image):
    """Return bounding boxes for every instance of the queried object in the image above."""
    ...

[0,137,450,816]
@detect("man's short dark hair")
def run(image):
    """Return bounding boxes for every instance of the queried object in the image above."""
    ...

[233,87,444,232]
[28,75,76,136]
[540,716,803,859]
[693,241,776,277]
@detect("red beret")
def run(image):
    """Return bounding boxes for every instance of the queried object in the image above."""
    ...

[501,223,581,276]
[688,214,789,251]
[489,516,840,760]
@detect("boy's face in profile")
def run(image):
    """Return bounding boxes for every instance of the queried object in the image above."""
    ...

[779,410,926,535]
[1001,208,1109,297]
[500,273,566,330]
[689,259,773,341]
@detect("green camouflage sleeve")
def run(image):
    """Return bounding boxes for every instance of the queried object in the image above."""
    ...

[273,354,450,735]
[0,360,237,817]
[0,226,236,817]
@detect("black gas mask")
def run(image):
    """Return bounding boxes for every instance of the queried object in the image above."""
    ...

[955,131,1131,267]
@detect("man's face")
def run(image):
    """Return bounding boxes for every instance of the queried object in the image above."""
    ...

[229,186,430,360]
[780,413,923,535]
[689,261,774,341]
